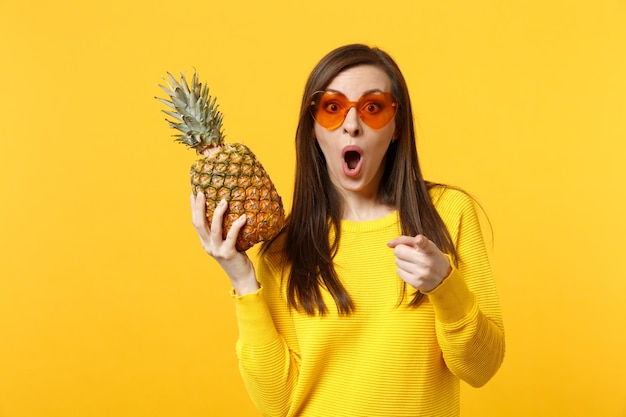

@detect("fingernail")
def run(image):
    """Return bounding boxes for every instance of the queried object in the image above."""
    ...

[219,199,226,207]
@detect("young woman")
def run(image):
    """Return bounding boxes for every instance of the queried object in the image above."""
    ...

[191,44,505,417]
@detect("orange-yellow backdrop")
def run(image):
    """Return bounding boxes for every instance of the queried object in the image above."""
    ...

[1,1,625,416]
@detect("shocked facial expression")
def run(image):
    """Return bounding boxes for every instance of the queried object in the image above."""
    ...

[313,65,396,198]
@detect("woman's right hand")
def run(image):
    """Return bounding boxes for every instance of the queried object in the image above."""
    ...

[190,192,259,295]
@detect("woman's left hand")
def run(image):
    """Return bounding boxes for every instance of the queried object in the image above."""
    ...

[387,235,452,292]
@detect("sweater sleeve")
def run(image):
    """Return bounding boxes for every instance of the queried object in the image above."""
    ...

[425,188,505,387]
[232,248,301,417]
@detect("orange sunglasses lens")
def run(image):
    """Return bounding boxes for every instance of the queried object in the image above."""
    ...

[309,91,398,130]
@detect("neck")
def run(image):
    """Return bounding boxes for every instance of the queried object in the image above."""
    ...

[340,194,395,222]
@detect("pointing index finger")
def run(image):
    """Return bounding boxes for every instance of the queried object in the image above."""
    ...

[387,235,417,248]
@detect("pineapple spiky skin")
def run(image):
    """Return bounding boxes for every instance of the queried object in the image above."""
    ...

[191,143,285,251]
[157,71,285,251]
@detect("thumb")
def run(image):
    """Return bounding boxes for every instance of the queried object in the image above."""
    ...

[414,234,435,253]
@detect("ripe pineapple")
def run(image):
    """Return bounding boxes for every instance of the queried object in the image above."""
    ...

[156,71,285,251]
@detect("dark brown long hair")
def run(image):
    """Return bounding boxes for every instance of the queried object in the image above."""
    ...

[262,44,457,316]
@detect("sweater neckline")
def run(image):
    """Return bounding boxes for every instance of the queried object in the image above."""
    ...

[340,211,399,233]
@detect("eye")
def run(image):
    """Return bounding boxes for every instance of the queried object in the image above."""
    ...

[362,101,383,114]
[324,101,342,114]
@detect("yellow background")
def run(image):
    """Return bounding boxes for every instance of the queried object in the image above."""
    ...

[1,0,625,416]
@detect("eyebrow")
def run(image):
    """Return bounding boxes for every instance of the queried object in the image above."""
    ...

[325,88,385,96]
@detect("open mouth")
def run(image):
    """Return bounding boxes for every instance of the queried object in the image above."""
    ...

[344,150,361,171]
[341,146,363,177]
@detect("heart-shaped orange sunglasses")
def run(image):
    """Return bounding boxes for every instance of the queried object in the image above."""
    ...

[309,91,398,130]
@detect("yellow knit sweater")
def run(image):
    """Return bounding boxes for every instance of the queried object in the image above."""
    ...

[232,187,505,416]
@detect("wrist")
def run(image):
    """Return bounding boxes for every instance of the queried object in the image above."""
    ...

[424,267,474,323]
[232,278,260,296]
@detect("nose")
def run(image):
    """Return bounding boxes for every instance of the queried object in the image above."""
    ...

[342,106,362,136]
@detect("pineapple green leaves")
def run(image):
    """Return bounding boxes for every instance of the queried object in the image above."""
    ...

[156,71,225,150]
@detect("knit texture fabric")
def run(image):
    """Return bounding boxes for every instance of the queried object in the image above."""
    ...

[232,187,505,417]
